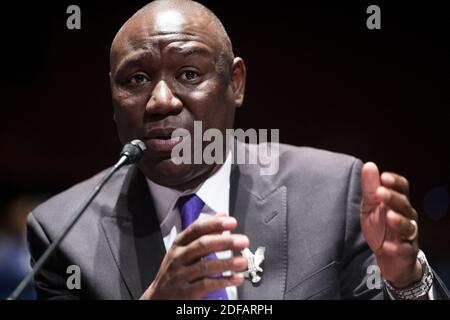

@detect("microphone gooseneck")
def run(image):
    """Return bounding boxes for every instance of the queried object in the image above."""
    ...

[7,140,146,300]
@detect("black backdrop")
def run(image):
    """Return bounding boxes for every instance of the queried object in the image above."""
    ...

[1,1,449,285]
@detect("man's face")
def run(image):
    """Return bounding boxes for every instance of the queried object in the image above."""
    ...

[110,9,245,188]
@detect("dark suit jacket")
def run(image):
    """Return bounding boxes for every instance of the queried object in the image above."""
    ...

[27,143,450,299]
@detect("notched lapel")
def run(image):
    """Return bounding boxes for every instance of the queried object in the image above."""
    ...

[231,165,288,300]
[101,166,166,300]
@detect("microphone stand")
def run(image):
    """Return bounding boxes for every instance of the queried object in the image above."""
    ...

[7,140,145,300]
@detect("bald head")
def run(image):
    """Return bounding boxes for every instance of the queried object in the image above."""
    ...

[110,0,234,73]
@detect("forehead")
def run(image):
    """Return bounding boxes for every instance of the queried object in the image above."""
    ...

[111,9,222,66]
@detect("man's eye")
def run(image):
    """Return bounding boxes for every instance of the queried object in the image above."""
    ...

[127,73,150,85]
[179,70,200,82]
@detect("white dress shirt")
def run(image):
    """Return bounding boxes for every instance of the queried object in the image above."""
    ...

[146,152,238,299]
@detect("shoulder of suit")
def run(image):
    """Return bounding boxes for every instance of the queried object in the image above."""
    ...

[279,143,360,171]
[241,142,362,185]
[244,142,360,169]
[29,165,132,225]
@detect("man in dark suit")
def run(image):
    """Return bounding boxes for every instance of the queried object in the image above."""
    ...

[27,0,450,299]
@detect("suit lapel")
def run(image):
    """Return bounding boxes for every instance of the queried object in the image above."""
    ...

[99,143,288,300]
[101,165,166,300]
[231,161,288,300]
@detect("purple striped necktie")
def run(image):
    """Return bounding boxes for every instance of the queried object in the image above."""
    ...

[177,194,229,300]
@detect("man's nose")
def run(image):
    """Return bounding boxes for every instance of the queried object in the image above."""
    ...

[145,80,183,115]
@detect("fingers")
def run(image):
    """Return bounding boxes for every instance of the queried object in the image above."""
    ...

[147,212,247,300]
[182,256,248,282]
[361,162,381,214]
[174,214,237,247]
[182,234,249,265]
[362,164,416,220]
[376,187,417,220]
[385,210,418,240]
[189,273,245,299]
[381,172,410,197]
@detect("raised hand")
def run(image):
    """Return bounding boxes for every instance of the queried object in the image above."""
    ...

[360,162,422,288]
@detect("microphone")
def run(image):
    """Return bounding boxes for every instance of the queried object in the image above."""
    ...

[118,139,147,167]
[7,139,146,300]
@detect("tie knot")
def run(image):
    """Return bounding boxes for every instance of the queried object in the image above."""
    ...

[177,194,205,230]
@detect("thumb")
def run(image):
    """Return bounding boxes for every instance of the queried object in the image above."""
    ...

[361,162,381,213]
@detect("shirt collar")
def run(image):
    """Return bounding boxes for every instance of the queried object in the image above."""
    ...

[146,151,232,225]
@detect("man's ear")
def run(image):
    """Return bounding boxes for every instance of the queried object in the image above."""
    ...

[230,57,246,108]
[109,71,117,123]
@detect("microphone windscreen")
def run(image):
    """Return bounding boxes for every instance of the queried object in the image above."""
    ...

[120,139,146,164]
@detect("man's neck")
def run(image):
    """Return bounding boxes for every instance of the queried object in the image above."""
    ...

[170,163,223,192]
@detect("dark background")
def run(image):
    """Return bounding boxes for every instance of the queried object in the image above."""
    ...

[1,1,449,286]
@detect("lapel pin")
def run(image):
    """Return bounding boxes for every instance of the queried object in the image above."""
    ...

[241,247,265,283]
